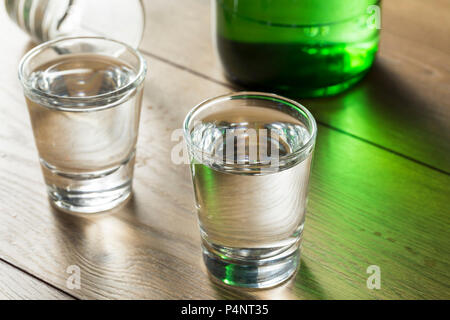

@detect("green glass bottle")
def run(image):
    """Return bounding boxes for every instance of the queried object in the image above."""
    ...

[214,0,381,98]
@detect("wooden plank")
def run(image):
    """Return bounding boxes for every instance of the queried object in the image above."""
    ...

[0,4,449,299]
[139,0,450,173]
[0,260,73,300]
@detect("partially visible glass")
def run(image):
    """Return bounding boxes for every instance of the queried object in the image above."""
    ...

[213,0,381,98]
[5,0,145,48]
[184,92,317,288]
[19,37,147,214]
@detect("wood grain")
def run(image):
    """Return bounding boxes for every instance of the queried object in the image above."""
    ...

[0,1,449,300]
[140,0,450,173]
[0,260,73,300]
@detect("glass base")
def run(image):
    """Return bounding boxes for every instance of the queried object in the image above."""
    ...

[48,183,132,214]
[42,153,135,214]
[202,239,301,289]
[293,73,366,98]
[226,72,367,98]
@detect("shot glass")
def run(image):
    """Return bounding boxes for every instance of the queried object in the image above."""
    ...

[184,92,317,288]
[19,37,147,214]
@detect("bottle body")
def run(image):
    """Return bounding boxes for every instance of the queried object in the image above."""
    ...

[214,0,381,98]
[5,0,145,48]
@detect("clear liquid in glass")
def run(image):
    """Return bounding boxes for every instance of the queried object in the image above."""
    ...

[25,54,143,213]
[189,106,314,287]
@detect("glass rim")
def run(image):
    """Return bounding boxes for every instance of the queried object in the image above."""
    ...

[183,91,318,164]
[18,36,147,106]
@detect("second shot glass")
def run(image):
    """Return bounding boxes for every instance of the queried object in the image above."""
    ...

[19,37,147,214]
[184,92,317,288]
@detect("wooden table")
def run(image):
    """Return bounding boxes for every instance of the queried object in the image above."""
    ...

[0,0,449,300]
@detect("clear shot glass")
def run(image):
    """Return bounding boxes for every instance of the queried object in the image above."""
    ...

[184,92,317,288]
[19,37,147,214]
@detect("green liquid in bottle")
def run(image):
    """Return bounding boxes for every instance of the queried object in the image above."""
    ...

[215,0,381,98]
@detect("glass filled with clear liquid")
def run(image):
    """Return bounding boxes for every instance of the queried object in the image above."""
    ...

[184,92,317,288]
[19,37,147,214]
